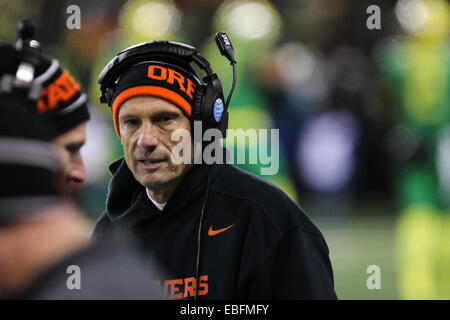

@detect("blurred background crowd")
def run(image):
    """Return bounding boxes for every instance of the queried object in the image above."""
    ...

[0,0,448,299]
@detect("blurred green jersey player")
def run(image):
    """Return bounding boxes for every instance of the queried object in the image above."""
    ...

[377,0,450,299]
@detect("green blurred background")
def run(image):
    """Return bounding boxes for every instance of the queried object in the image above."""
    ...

[1,0,449,299]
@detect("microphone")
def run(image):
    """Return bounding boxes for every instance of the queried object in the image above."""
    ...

[215,32,235,64]
[214,32,237,111]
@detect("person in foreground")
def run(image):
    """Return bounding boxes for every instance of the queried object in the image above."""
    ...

[93,34,337,299]
[0,21,162,299]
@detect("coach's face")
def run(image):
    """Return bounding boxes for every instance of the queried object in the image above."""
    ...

[119,96,193,193]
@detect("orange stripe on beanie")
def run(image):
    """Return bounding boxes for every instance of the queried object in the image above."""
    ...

[112,86,193,138]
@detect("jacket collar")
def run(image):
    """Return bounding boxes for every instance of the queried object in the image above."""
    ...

[105,157,222,225]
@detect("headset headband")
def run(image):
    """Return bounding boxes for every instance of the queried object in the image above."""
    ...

[98,40,215,105]
[98,33,236,139]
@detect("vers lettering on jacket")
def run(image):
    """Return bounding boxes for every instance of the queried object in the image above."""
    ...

[93,155,338,300]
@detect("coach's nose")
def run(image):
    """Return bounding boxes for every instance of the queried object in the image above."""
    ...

[137,122,159,151]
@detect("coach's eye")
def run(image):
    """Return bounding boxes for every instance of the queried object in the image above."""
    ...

[123,119,140,126]
[160,116,172,123]
[155,114,177,123]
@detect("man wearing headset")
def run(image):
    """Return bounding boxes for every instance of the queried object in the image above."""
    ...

[93,35,337,299]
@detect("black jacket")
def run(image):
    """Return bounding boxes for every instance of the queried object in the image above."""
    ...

[93,157,337,300]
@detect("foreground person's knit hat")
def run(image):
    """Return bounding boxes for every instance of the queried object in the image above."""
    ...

[0,42,90,139]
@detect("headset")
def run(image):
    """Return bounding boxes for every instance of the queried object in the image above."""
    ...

[98,32,236,138]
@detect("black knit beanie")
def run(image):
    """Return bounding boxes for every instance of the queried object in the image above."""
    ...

[110,54,200,138]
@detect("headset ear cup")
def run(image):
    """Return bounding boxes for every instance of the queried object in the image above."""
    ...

[192,85,205,123]
[105,87,115,106]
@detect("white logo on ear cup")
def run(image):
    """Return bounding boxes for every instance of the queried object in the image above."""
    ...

[214,98,224,122]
